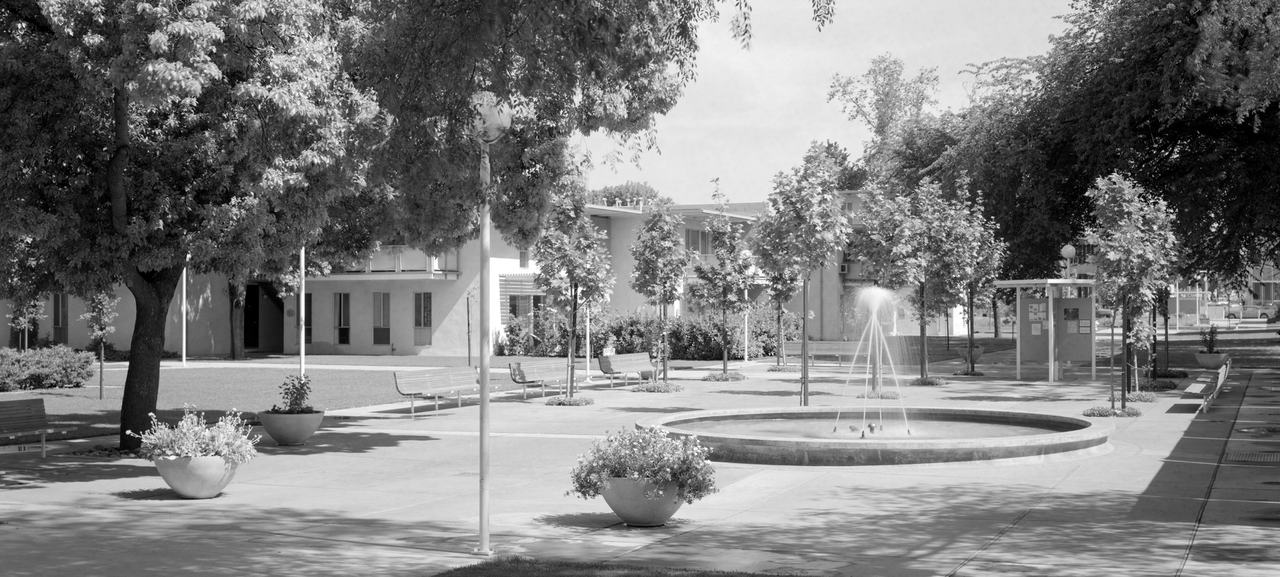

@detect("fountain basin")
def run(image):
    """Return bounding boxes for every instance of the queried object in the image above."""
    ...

[637,407,1112,466]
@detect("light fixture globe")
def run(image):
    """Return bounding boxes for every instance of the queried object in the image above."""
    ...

[470,91,512,144]
[1060,244,1077,260]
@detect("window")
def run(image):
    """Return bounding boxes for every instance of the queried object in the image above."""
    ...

[414,292,432,346]
[434,250,460,272]
[519,250,529,268]
[51,293,68,344]
[685,229,711,258]
[372,292,391,345]
[508,295,544,319]
[295,294,312,344]
[334,293,350,344]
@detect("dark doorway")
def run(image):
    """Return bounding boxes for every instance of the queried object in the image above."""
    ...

[245,284,260,349]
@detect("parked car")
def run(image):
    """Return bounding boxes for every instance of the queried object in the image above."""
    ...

[1217,301,1277,319]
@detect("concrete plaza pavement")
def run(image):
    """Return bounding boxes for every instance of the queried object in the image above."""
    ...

[2,352,1279,576]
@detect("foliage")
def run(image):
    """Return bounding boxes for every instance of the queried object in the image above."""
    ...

[633,382,685,393]
[545,396,594,407]
[6,299,45,350]
[268,375,317,414]
[567,427,716,504]
[1144,379,1180,392]
[78,293,119,345]
[909,376,947,387]
[1152,368,1188,379]
[688,188,755,373]
[1199,326,1221,354]
[952,369,985,377]
[1083,406,1143,418]
[630,199,690,373]
[128,407,259,465]
[829,53,939,142]
[700,371,745,382]
[0,345,94,391]
[766,365,800,373]
[1110,391,1157,403]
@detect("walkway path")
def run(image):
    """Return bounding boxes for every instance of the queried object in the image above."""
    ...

[1,358,1277,576]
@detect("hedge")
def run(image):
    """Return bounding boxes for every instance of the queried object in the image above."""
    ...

[0,345,95,391]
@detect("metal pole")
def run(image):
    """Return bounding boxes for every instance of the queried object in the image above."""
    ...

[1048,282,1056,383]
[299,246,306,378]
[1015,287,1022,380]
[743,289,749,362]
[584,306,592,382]
[1090,286,1096,380]
[181,265,188,367]
[476,142,493,557]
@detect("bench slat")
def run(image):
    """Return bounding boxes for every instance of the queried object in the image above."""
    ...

[0,398,64,457]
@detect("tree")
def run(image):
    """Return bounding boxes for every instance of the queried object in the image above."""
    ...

[688,187,754,376]
[850,182,973,379]
[79,292,119,400]
[589,182,668,207]
[629,199,690,382]
[1032,0,1280,281]
[1,1,379,448]
[752,211,803,369]
[534,185,615,396]
[951,202,1007,374]
[1082,174,1178,409]
[755,142,852,403]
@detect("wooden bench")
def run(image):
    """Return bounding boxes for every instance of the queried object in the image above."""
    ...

[598,353,655,387]
[1184,360,1231,412]
[781,341,858,365]
[509,360,580,397]
[394,367,480,417]
[1,398,75,458]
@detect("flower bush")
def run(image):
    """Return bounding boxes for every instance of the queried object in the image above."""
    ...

[267,375,317,414]
[910,376,947,386]
[633,382,684,393]
[1082,406,1143,418]
[546,395,594,406]
[701,371,745,382]
[128,406,260,464]
[568,427,716,504]
[1199,325,1220,354]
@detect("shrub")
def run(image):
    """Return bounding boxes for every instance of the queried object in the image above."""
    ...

[267,375,317,414]
[1143,379,1179,391]
[1083,406,1144,417]
[767,364,800,372]
[1152,368,1188,379]
[1109,391,1157,403]
[567,427,716,504]
[128,406,260,464]
[855,390,901,399]
[952,369,985,376]
[1199,326,1219,354]
[701,371,745,382]
[545,395,594,406]
[0,345,94,390]
[909,376,947,387]
[633,382,684,393]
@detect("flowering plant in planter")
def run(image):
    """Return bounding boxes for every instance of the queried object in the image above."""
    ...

[266,375,317,414]
[129,406,259,464]
[568,426,716,504]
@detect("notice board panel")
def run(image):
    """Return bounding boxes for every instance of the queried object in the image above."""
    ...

[1055,298,1094,362]
[1020,299,1049,361]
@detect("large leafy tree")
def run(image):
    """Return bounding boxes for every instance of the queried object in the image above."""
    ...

[534,185,614,396]
[850,182,974,379]
[1035,0,1280,280]
[688,189,754,376]
[589,182,668,207]
[755,142,852,403]
[1,0,377,448]
[751,211,802,369]
[950,200,1007,374]
[1083,175,1178,409]
[629,198,689,381]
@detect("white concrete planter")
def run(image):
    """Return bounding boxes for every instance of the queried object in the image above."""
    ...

[1195,353,1229,370]
[259,411,325,446]
[154,456,239,499]
[600,478,683,527]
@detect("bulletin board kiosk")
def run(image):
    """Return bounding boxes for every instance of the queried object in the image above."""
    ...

[993,279,1097,383]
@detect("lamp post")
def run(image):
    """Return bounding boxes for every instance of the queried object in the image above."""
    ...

[471,92,511,557]
[1060,244,1076,280]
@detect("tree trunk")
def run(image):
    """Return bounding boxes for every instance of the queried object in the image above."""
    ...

[968,285,976,374]
[119,266,183,450]
[721,296,728,375]
[566,285,577,397]
[992,295,1000,339]
[1163,309,1170,372]
[228,280,246,360]
[98,340,105,401]
[1149,304,1158,377]
[919,283,929,380]
[661,302,670,382]
[1121,296,1130,410]
[776,299,783,367]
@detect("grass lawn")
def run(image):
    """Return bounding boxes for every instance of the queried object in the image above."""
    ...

[439,556,773,577]
[1097,326,1280,370]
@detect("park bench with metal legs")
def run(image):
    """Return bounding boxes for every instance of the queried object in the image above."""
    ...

[393,367,480,417]
[508,360,581,397]
[781,341,858,366]
[1184,360,1231,412]
[0,398,75,458]
[597,352,656,387]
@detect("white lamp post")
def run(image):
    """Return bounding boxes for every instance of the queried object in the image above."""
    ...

[471,91,511,557]
[1060,244,1076,280]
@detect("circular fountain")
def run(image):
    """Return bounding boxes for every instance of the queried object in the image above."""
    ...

[639,287,1113,466]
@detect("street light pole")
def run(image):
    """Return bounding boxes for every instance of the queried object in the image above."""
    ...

[471,92,511,557]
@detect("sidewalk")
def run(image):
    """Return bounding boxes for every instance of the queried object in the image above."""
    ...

[1,360,1277,576]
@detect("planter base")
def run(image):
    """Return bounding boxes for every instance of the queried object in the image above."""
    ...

[259,411,325,446]
[601,478,683,527]
[154,456,239,499]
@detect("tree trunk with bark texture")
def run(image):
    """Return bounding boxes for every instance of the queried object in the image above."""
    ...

[119,266,183,449]
[919,283,929,380]
[228,281,245,360]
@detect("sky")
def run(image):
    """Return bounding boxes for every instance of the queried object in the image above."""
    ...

[579,0,1075,204]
